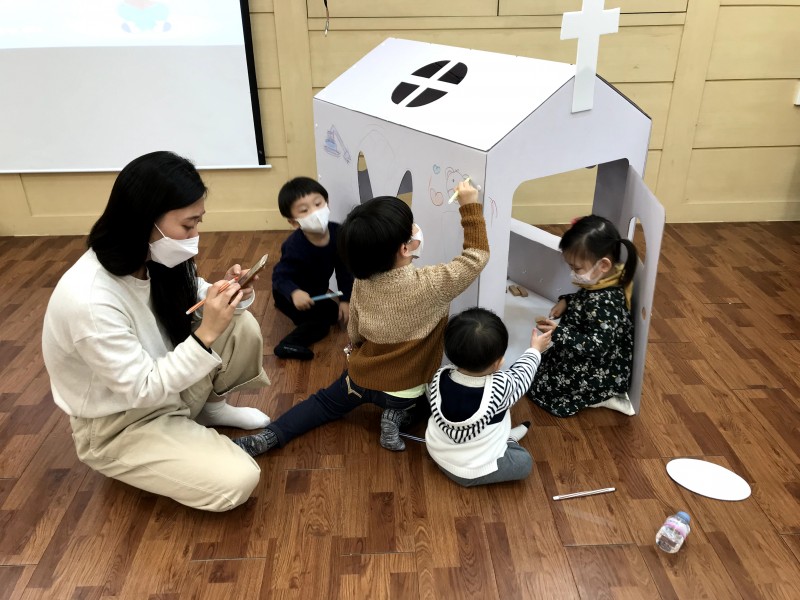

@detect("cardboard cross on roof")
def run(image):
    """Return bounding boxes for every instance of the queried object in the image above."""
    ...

[561,0,620,113]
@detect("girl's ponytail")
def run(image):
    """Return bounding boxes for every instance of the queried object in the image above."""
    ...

[618,238,638,287]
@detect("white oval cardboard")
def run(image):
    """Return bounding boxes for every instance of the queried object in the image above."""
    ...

[666,458,751,501]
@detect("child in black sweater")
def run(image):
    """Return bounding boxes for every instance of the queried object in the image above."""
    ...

[272,177,353,360]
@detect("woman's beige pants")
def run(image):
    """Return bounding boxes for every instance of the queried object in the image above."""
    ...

[70,312,271,512]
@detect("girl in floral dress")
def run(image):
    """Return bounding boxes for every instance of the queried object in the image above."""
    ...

[528,215,638,417]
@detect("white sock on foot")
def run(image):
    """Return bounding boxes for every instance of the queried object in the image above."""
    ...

[589,393,635,416]
[196,399,271,429]
[508,421,530,443]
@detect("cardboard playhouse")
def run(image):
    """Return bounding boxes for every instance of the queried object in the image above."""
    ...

[313,38,664,413]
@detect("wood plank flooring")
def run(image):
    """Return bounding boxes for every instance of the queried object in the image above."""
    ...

[1,222,798,599]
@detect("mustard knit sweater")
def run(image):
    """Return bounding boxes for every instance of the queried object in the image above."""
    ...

[347,203,490,391]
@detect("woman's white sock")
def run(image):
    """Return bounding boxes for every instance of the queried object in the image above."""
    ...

[196,399,271,430]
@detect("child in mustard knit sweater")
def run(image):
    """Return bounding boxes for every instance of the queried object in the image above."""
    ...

[234,181,489,455]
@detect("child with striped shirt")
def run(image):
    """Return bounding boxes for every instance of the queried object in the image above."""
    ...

[425,308,551,487]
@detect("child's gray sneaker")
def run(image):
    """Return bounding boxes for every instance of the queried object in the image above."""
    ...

[380,408,407,451]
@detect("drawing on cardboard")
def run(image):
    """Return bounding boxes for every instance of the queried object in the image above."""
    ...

[428,175,444,206]
[488,197,498,226]
[429,166,470,206]
[397,171,413,206]
[445,167,468,198]
[356,152,373,204]
[323,125,351,163]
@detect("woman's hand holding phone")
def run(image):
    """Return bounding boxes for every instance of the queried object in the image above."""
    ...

[225,264,254,301]
[225,254,268,302]
[194,280,243,347]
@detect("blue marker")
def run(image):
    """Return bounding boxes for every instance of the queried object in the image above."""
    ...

[310,291,344,302]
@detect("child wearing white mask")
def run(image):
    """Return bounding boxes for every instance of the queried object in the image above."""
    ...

[528,215,638,417]
[272,177,354,360]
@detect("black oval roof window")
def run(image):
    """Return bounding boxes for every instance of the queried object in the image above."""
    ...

[391,61,468,107]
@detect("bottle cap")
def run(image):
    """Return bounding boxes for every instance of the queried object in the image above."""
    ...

[676,511,690,523]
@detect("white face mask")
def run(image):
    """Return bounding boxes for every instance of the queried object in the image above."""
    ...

[570,260,602,285]
[149,224,199,268]
[410,224,424,259]
[295,204,330,235]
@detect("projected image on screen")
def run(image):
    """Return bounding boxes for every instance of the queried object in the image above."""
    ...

[119,1,172,34]
[0,0,264,172]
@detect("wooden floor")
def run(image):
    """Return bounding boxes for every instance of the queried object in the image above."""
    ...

[1,222,799,599]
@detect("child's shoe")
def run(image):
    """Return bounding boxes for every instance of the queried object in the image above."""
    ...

[233,428,279,457]
[380,408,408,451]
[274,342,314,361]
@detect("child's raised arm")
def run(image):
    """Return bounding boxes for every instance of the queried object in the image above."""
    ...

[425,183,489,303]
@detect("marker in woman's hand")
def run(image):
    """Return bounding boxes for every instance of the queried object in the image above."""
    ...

[186,277,239,315]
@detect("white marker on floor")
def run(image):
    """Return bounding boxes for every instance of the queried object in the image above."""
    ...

[553,487,615,501]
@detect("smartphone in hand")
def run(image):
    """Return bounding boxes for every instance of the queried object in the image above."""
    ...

[237,254,269,288]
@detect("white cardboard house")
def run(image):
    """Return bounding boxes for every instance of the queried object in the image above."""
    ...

[313,38,665,413]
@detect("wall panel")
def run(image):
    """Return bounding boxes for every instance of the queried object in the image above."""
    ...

[259,89,287,158]
[500,0,688,15]
[306,0,496,18]
[0,176,31,235]
[707,7,800,80]
[249,0,273,12]
[683,147,800,219]
[654,0,720,222]
[721,0,800,6]
[251,13,281,89]
[201,158,291,230]
[695,80,800,148]
[24,173,115,218]
[2,160,293,236]
[310,26,682,88]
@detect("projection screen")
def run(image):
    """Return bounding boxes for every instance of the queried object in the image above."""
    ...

[0,0,266,172]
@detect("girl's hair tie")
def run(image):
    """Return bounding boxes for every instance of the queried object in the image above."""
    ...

[570,216,581,226]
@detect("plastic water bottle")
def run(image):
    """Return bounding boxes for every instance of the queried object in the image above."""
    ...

[655,511,691,553]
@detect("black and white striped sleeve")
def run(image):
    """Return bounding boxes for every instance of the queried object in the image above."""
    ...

[490,348,542,411]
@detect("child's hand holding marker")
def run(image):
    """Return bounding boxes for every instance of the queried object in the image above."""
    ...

[449,178,481,207]
[448,176,482,205]
[310,291,344,302]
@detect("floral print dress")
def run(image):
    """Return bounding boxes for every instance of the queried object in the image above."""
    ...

[529,286,633,417]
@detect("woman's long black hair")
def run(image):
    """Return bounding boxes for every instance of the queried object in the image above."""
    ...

[559,215,638,286]
[87,151,206,346]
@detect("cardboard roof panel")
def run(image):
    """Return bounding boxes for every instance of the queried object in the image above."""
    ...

[315,38,576,151]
